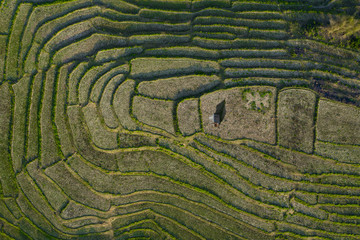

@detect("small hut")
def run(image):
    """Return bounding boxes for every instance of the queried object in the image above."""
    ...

[209,100,226,127]
[209,114,220,127]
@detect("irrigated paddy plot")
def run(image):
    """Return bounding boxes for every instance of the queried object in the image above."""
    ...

[1,0,360,239]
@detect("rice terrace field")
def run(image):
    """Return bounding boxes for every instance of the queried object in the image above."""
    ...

[1,0,360,239]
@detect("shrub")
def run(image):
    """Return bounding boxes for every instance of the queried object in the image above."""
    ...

[286,39,359,59]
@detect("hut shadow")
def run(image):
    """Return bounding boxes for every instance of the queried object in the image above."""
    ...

[214,100,226,126]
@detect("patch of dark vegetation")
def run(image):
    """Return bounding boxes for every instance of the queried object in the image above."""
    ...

[287,1,360,50]
[118,133,156,148]
[312,78,360,107]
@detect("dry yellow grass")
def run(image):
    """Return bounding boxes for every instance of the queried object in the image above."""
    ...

[200,86,276,144]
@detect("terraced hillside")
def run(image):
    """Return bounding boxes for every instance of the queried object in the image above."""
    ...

[1,0,360,239]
